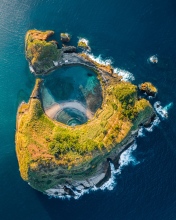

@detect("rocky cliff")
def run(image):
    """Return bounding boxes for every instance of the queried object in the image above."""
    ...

[15,30,155,198]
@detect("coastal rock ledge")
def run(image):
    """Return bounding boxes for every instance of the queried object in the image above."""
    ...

[15,30,155,198]
[139,82,158,97]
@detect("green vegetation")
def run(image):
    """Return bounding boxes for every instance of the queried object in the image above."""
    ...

[16,79,154,191]
[16,29,155,192]
[27,40,58,64]
[114,83,137,120]
[25,30,62,74]
[78,41,87,48]
[78,40,90,50]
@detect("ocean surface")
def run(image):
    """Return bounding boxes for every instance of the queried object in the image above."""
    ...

[0,0,176,219]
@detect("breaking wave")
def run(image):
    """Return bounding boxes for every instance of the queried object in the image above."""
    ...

[86,53,113,66]
[119,142,139,168]
[50,111,167,200]
[114,68,135,81]
[78,37,89,45]
[154,101,173,119]
[74,142,139,198]
[86,53,135,82]
[50,142,139,200]
[48,112,165,200]
[145,116,160,132]
[48,54,172,201]
[137,101,172,138]
[78,37,91,51]
[137,117,160,137]
[137,127,145,137]
[137,116,161,137]
[98,143,139,192]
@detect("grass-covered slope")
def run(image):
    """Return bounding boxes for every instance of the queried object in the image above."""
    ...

[25,30,61,74]
[16,79,154,192]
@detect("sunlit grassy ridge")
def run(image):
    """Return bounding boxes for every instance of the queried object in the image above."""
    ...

[16,78,154,191]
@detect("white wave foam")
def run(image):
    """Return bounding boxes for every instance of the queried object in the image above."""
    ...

[154,101,173,119]
[86,53,113,66]
[78,37,89,45]
[148,96,154,99]
[84,52,135,82]
[114,68,135,82]
[98,142,139,191]
[48,142,139,200]
[148,55,158,64]
[137,127,145,137]
[119,142,139,168]
[138,117,160,136]
[145,116,160,132]
[138,102,172,135]
[47,104,167,201]
[78,38,91,51]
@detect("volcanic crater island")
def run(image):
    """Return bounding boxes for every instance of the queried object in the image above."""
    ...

[16,29,157,198]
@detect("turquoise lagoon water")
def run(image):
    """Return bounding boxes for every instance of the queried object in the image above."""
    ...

[0,0,176,219]
[43,66,102,109]
[41,66,102,125]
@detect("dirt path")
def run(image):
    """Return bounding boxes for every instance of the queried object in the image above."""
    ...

[45,101,93,119]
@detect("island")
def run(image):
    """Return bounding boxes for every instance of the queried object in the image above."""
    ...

[139,82,158,97]
[15,30,155,198]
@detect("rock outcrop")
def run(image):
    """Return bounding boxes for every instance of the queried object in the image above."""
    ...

[78,38,90,51]
[60,33,71,42]
[139,82,157,96]
[62,46,76,53]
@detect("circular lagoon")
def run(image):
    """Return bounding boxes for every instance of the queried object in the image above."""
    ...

[41,66,102,125]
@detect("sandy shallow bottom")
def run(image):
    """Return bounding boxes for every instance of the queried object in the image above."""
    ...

[45,101,93,119]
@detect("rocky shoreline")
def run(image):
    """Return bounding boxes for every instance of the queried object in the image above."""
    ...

[29,51,121,86]
[45,138,136,198]
[15,30,156,199]
[45,118,155,198]
[21,81,154,198]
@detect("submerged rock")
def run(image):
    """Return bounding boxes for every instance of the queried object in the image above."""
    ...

[25,30,61,74]
[139,82,158,96]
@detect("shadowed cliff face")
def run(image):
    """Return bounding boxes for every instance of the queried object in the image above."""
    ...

[41,66,103,125]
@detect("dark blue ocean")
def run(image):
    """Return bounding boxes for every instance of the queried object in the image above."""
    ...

[0,0,176,219]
